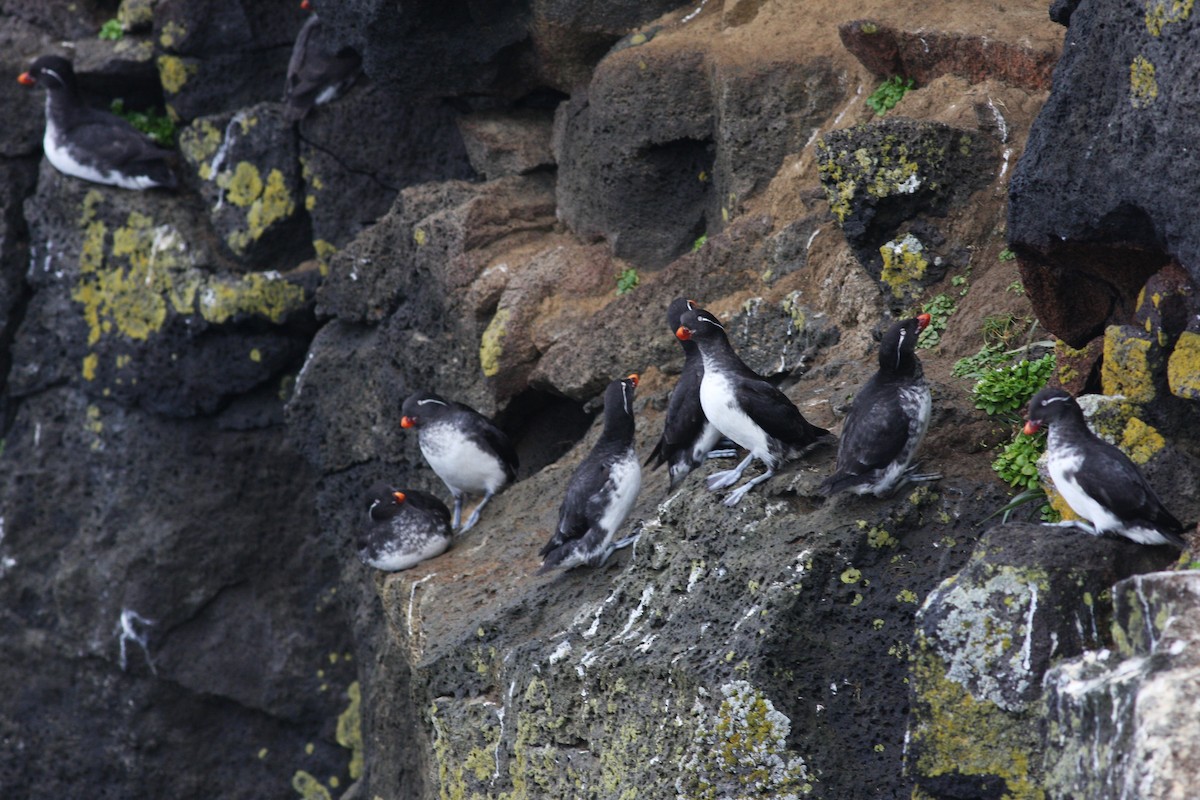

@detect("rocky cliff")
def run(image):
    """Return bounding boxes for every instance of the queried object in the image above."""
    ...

[1,1,1199,799]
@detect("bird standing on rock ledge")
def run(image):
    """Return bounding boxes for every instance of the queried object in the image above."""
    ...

[18,55,178,190]
[820,314,939,498]
[400,391,518,533]
[676,307,833,506]
[1024,388,1187,548]
[539,374,643,573]
[646,297,737,489]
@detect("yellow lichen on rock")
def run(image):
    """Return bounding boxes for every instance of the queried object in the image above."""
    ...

[480,309,510,378]
[1167,330,1200,400]
[198,272,308,325]
[1101,325,1159,402]
[335,682,364,780]
[157,54,196,94]
[1129,56,1158,109]
[1119,416,1165,465]
[1144,0,1194,35]
[879,234,928,298]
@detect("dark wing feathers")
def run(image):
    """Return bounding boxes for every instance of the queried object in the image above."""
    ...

[1073,442,1184,533]
[835,379,909,475]
[450,402,519,479]
[647,365,706,468]
[736,376,829,445]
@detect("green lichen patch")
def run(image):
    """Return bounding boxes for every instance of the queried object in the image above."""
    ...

[1145,0,1194,35]
[908,647,1044,800]
[1129,55,1158,109]
[879,234,928,298]
[677,681,811,799]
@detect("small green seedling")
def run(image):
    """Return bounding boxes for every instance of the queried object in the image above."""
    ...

[110,99,177,146]
[998,248,1017,262]
[866,76,914,116]
[615,267,640,296]
[916,293,955,349]
[99,19,124,40]
[692,234,707,252]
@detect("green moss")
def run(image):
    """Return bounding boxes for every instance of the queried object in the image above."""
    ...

[480,309,510,378]
[1129,56,1158,109]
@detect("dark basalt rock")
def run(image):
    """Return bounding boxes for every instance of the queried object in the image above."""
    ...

[1008,0,1200,344]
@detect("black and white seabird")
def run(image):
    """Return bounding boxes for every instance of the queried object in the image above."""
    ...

[1024,388,1186,548]
[283,1,363,122]
[820,314,939,497]
[357,482,452,571]
[676,308,833,506]
[539,374,643,572]
[18,55,177,190]
[400,391,518,533]
[646,297,736,489]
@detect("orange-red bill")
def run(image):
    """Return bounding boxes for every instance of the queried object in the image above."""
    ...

[1022,421,1041,436]
[400,416,415,429]
[392,491,406,504]
[917,313,932,331]
[675,325,692,341]
[626,373,639,388]
[17,72,34,86]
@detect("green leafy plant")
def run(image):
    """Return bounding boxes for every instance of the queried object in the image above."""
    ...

[990,431,1059,522]
[998,248,1017,262]
[692,234,708,252]
[916,293,955,349]
[110,99,177,146]
[971,353,1055,417]
[1006,279,1025,295]
[99,18,124,40]
[615,267,640,296]
[866,76,914,116]
[952,345,1009,379]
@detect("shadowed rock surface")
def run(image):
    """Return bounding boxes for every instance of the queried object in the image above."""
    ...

[3,1,1200,799]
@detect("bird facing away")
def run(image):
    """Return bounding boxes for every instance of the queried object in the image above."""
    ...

[820,314,939,497]
[357,482,452,571]
[539,374,643,573]
[283,1,363,122]
[400,391,518,533]
[676,307,833,506]
[646,297,736,489]
[1024,388,1186,548]
[18,55,177,190]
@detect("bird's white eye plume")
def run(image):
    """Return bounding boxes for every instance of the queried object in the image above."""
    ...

[418,398,447,407]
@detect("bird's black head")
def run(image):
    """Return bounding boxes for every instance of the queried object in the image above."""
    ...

[367,481,406,521]
[601,374,639,436]
[1024,387,1080,434]
[879,313,930,373]
[18,55,77,92]
[400,391,448,429]
[675,308,726,345]
[666,297,700,332]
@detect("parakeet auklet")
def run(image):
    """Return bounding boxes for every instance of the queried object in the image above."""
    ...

[1024,388,1186,548]
[358,482,452,570]
[18,55,177,190]
[400,391,518,533]
[646,297,736,489]
[676,308,833,506]
[820,314,939,497]
[539,374,642,572]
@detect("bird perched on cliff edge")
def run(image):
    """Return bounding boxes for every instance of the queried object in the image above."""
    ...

[400,392,519,533]
[18,55,177,190]
[1024,388,1186,548]
[357,482,452,571]
[646,297,737,489]
[283,0,363,122]
[676,308,833,506]
[820,314,939,497]
[539,374,643,573]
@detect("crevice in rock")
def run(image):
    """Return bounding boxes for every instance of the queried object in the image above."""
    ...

[495,387,593,480]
